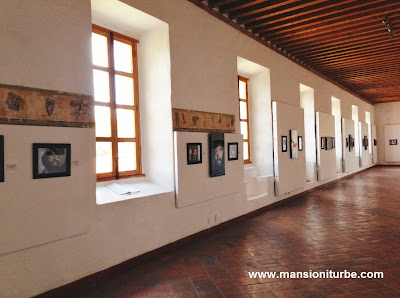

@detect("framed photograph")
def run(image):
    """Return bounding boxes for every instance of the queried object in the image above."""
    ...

[349,134,354,152]
[374,139,377,146]
[298,136,303,151]
[282,135,288,152]
[0,135,4,183]
[363,136,368,150]
[321,137,325,150]
[290,130,298,159]
[33,143,71,179]
[209,133,225,177]
[326,137,334,150]
[187,143,202,164]
[228,142,238,161]
[389,139,398,146]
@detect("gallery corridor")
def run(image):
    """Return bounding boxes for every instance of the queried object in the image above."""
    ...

[43,166,400,297]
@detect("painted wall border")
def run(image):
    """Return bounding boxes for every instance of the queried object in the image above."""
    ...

[0,83,94,128]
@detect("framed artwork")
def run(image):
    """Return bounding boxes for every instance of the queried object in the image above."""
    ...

[290,129,298,159]
[389,139,398,145]
[228,142,238,161]
[326,137,333,150]
[321,137,325,150]
[374,139,377,146]
[0,135,4,183]
[363,136,368,150]
[298,136,303,151]
[282,136,288,152]
[33,143,71,179]
[209,133,225,177]
[187,143,202,164]
[349,134,354,152]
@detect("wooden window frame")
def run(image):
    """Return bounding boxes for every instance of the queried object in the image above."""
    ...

[93,25,142,181]
[238,75,251,164]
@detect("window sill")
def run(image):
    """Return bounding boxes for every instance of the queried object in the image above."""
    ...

[96,177,173,205]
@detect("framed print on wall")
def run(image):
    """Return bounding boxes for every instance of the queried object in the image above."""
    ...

[389,139,397,146]
[33,143,71,179]
[228,142,238,161]
[209,133,225,177]
[187,143,202,165]
[0,135,4,183]
[282,136,288,152]
[290,130,298,159]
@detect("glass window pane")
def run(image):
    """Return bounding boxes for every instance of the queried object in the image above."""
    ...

[95,106,111,137]
[117,109,135,138]
[114,40,133,73]
[239,80,247,99]
[118,142,137,172]
[115,75,134,105]
[240,101,247,120]
[92,33,108,67]
[240,121,248,139]
[96,142,112,173]
[243,142,249,160]
[93,70,110,102]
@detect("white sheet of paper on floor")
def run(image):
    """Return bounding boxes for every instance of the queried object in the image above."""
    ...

[106,183,140,195]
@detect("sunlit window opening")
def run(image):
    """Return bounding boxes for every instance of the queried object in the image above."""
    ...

[238,76,251,163]
[92,25,141,180]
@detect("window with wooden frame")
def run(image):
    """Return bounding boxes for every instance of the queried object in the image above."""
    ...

[92,25,142,180]
[238,76,251,163]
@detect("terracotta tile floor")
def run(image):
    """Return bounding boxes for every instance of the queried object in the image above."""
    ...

[68,166,400,297]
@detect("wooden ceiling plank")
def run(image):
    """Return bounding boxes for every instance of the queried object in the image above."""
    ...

[262,4,399,42]
[312,56,400,70]
[288,30,388,55]
[296,40,400,61]
[250,0,363,32]
[208,0,239,9]
[302,46,400,65]
[219,0,268,14]
[229,0,300,20]
[241,0,332,27]
[271,22,385,49]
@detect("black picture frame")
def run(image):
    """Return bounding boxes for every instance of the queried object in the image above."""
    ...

[282,136,288,152]
[321,137,325,149]
[33,143,71,179]
[209,133,225,177]
[389,139,398,146]
[374,139,377,146]
[363,136,368,150]
[187,143,202,165]
[228,142,239,161]
[0,135,4,183]
[298,136,303,151]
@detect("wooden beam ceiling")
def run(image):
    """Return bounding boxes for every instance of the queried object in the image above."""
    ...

[187,0,400,104]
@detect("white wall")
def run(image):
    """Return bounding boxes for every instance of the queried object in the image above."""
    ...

[342,118,358,173]
[359,122,371,167]
[375,102,400,164]
[300,84,316,182]
[316,112,336,181]
[0,0,376,296]
[272,102,306,195]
